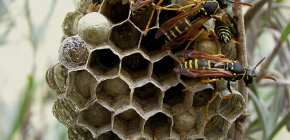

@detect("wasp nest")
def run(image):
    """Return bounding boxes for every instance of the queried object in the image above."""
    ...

[46,0,246,139]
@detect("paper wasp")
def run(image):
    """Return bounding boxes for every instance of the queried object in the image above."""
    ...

[174,50,276,121]
[155,0,253,50]
[214,13,238,44]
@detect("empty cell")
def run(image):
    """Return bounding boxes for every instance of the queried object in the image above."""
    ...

[133,83,162,112]
[158,9,178,26]
[79,103,112,128]
[98,131,121,140]
[101,0,130,24]
[163,84,185,107]
[144,113,172,139]
[88,49,120,76]
[113,109,142,138]
[121,53,150,82]
[140,29,165,59]
[152,56,178,85]
[110,22,140,51]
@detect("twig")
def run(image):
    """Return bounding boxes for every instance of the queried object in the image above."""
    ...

[232,0,249,139]
[244,0,268,31]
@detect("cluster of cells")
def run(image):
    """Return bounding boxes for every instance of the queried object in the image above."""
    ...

[46,0,246,139]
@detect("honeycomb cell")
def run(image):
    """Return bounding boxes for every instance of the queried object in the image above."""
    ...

[59,36,89,70]
[144,112,172,140]
[78,102,112,136]
[110,21,141,51]
[62,11,82,37]
[163,83,185,107]
[152,56,178,86]
[133,82,163,113]
[204,115,231,140]
[192,89,213,108]
[68,125,96,140]
[98,131,122,140]
[96,77,131,109]
[52,98,78,127]
[46,63,68,96]
[172,109,196,133]
[101,0,130,24]
[74,70,97,99]
[112,109,143,139]
[219,88,246,123]
[88,49,120,77]
[121,53,151,83]
[130,4,157,31]
[78,12,111,45]
[140,29,166,60]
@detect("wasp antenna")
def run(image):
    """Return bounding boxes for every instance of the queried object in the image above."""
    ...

[226,0,254,8]
[253,57,266,74]
[254,76,277,82]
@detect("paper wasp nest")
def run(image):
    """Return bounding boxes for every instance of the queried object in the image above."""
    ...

[46,0,246,139]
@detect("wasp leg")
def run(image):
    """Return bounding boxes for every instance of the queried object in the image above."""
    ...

[156,3,197,12]
[203,29,214,41]
[214,15,222,20]
[187,0,205,3]
[221,81,234,103]
[180,132,187,140]
[91,2,99,12]
[184,28,204,51]
[153,131,157,140]
[206,81,218,121]
[144,0,164,36]
[231,38,239,44]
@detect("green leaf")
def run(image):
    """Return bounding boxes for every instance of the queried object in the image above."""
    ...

[279,21,290,44]
[248,89,268,140]
[268,109,290,140]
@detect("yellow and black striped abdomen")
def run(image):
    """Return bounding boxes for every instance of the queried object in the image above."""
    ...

[215,25,231,43]
[165,19,192,43]
[181,59,213,70]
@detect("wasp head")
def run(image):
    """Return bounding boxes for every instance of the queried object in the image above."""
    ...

[243,68,254,87]
[217,0,228,9]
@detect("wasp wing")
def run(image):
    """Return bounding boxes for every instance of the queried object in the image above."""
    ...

[175,50,233,63]
[161,16,211,50]
[155,3,202,39]
[174,68,235,78]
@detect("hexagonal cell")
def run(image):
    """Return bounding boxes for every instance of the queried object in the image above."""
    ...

[172,109,196,134]
[144,112,172,139]
[46,63,68,96]
[88,49,120,77]
[152,56,178,86]
[130,5,157,31]
[140,29,167,60]
[96,77,131,109]
[113,109,143,139]
[101,0,130,24]
[163,84,184,106]
[74,70,97,99]
[192,89,213,108]
[219,88,246,123]
[98,131,122,140]
[68,125,96,140]
[121,53,151,82]
[204,115,231,140]
[110,21,141,51]
[52,98,78,127]
[133,83,163,113]
[78,102,112,136]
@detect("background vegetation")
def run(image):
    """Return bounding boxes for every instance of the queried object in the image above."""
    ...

[0,0,290,139]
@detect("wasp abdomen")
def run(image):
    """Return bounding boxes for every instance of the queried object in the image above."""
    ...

[181,59,214,70]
